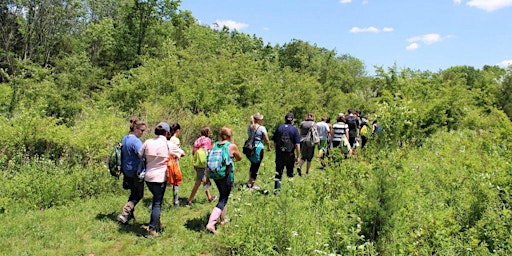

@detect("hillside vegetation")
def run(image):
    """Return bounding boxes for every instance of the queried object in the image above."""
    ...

[1,1,512,255]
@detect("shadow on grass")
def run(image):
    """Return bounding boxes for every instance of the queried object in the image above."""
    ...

[96,212,150,237]
[184,213,210,232]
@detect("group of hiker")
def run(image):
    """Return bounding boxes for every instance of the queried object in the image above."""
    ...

[114,110,380,237]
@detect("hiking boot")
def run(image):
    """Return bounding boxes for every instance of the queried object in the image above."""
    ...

[117,202,134,224]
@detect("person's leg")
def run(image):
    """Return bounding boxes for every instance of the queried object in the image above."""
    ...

[118,176,143,224]
[274,153,285,192]
[173,185,179,207]
[297,141,307,176]
[146,182,167,233]
[248,150,264,189]
[304,145,314,174]
[285,154,295,178]
[207,176,231,233]
[187,168,203,205]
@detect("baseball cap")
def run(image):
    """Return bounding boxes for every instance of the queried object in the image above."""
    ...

[156,122,171,133]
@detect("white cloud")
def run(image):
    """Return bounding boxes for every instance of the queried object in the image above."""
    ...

[406,33,453,51]
[349,26,394,33]
[211,20,249,31]
[407,33,443,45]
[406,43,420,51]
[466,0,512,12]
[340,0,369,4]
[499,59,512,67]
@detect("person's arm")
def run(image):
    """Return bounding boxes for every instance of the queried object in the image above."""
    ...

[168,141,185,158]
[230,144,243,161]
[295,143,300,162]
[264,133,271,151]
[138,143,146,158]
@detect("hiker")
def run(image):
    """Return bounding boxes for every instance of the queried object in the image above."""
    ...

[359,116,371,148]
[186,126,216,206]
[117,119,147,224]
[332,113,350,155]
[345,109,360,155]
[316,116,331,166]
[169,123,182,208]
[206,127,243,234]
[372,120,382,135]
[297,112,316,175]
[272,112,301,194]
[246,112,271,191]
[170,123,181,147]
[140,122,184,237]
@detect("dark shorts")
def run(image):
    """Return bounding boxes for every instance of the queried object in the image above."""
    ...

[300,140,314,162]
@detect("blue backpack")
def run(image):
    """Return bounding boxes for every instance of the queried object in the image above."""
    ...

[207,142,232,180]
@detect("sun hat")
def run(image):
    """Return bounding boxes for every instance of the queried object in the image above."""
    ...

[253,112,264,120]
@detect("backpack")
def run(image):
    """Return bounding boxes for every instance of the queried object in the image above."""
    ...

[340,136,351,154]
[346,116,358,130]
[207,142,232,180]
[360,124,370,137]
[108,142,122,178]
[279,129,295,153]
[242,126,260,158]
[193,147,207,168]
[305,125,320,147]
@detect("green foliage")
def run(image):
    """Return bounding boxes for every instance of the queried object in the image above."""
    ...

[2,1,512,254]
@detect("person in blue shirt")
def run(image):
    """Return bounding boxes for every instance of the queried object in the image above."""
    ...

[271,113,301,194]
[117,119,146,224]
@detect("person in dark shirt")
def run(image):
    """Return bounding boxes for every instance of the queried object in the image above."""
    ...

[271,113,301,194]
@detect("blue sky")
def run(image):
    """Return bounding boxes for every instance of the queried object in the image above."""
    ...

[179,0,512,75]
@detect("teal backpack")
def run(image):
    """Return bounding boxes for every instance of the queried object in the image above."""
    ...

[207,142,232,180]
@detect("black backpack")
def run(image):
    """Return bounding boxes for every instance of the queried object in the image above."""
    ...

[278,127,294,153]
[242,126,260,157]
[346,116,358,130]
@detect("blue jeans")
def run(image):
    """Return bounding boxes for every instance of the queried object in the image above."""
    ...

[213,174,232,210]
[146,181,167,230]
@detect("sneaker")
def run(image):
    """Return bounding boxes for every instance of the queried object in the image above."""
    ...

[250,185,260,191]
[297,167,302,177]
[117,213,129,224]
[220,218,230,225]
[208,196,217,202]
[149,229,160,237]
[186,201,193,207]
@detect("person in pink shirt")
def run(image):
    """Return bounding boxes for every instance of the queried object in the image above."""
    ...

[139,122,184,237]
[186,126,216,206]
